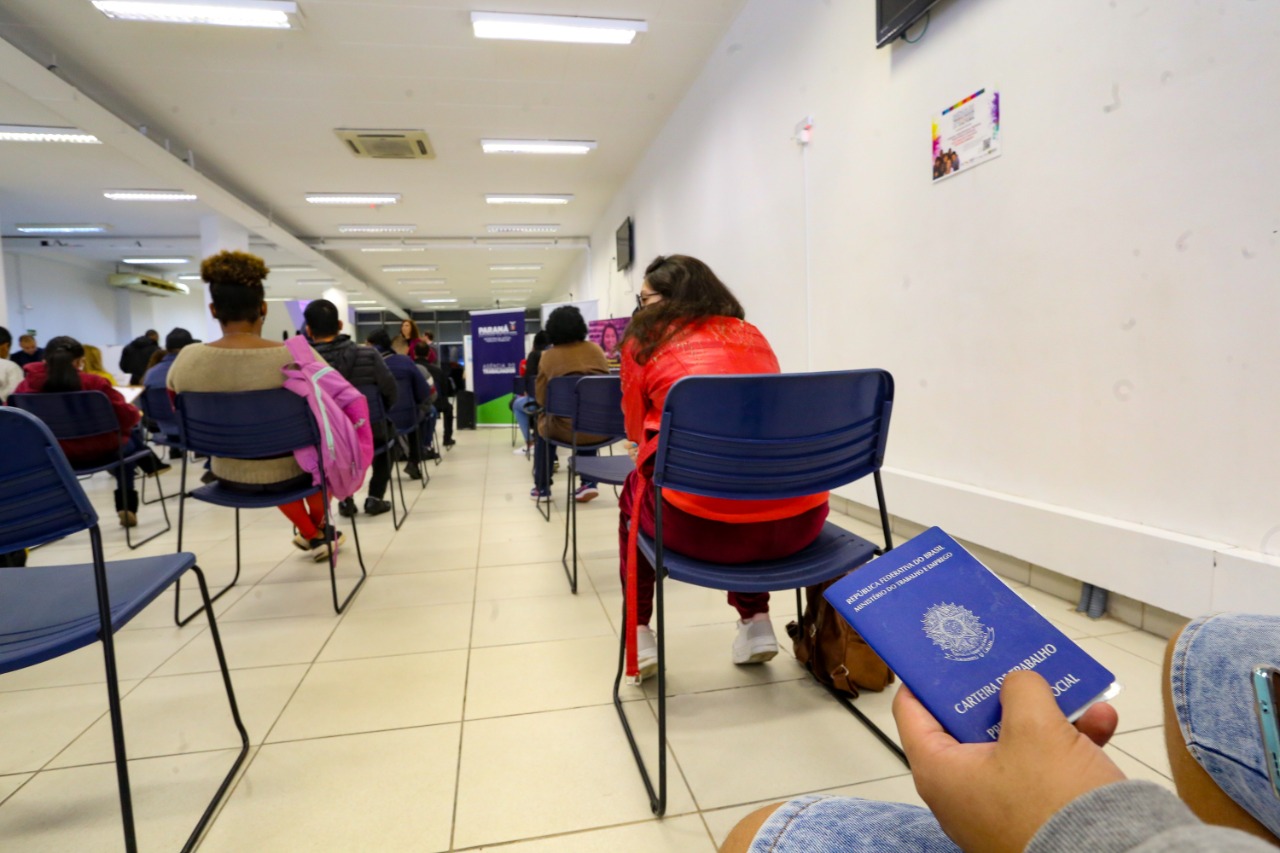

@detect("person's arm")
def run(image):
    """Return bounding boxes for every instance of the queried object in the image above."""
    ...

[620,347,646,445]
[372,353,397,408]
[534,351,552,407]
[99,382,143,434]
[410,361,430,404]
[893,671,1125,853]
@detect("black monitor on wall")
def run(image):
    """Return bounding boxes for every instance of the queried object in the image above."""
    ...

[876,0,942,48]
[616,217,634,271]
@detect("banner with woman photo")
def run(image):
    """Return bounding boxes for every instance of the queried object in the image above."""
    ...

[588,317,629,371]
[468,308,525,425]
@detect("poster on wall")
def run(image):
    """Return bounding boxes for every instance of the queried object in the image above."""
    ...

[588,318,629,370]
[468,308,525,426]
[932,87,1000,182]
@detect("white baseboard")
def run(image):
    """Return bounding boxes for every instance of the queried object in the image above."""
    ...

[834,467,1280,623]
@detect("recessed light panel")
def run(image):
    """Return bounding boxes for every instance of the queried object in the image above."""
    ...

[487,224,559,234]
[381,265,438,273]
[0,125,100,143]
[305,193,400,206]
[123,257,188,264]
[485,194,573,205]
[16,224,110,234]
[337,224,417,234]
[471,11,646,45]
[489,263,543,271]
[104,190,197,201]
[360,246,426,253]
[91,0,298,29]
[481,139,596,155]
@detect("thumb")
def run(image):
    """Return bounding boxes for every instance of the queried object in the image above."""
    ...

[997,671,1071,744]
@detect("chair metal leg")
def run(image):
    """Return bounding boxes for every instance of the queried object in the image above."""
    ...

[181,566,251,852]
[326,493,367,613]
[534,439,551,521]
[874,470,894,551]
[828,685,910,767]
[389,447,409,531]
[560,456,577,593]
[174,506,241,627]
[122,463,172,551]
[612,592,666,816]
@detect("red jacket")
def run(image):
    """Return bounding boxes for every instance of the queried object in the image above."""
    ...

[13,363,140,465]
[620,316,827,522]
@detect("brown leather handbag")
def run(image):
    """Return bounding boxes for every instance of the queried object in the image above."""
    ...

[786,575,894,698]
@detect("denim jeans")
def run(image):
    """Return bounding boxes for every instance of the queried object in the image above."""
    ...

[748,794,958,852]
[1171,613,1280,839]
[513,395,534,444]
[531,436,597,493]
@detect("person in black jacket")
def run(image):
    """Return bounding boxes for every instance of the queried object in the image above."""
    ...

[302,300,398,517]
[414,341,454,448]
[119,329,160,384]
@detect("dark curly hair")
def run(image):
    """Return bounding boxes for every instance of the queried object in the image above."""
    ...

[545,306,588,345]
[622,254,743,364]
[202,250,269,324]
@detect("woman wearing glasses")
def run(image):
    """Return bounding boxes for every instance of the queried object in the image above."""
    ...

[618,255,830,680]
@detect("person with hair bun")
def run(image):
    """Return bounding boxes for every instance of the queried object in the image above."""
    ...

[167,250,347,561]
[13,334,166,526]
[618,254,830,679]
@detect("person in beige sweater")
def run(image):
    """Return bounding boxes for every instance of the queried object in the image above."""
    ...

[167,250,345,561]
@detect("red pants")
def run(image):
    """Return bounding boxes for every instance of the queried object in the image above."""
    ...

[617,469,829,626]
[277,493,327,540]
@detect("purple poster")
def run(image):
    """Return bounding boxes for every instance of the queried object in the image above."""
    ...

[588,317,629,370]
[469,308,525,425]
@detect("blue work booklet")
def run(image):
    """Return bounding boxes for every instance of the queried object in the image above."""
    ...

[824,527,1118,743]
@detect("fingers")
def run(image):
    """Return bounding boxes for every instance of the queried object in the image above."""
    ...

[1073,701,1119,748]
[997,671,1068,742]
[893,684,955,763]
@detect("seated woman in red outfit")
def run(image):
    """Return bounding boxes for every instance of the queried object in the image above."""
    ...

[618,255,829,680]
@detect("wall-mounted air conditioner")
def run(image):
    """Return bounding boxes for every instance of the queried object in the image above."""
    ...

[108,273,190,297]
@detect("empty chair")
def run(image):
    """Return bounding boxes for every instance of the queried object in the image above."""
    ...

[0,405,248,852]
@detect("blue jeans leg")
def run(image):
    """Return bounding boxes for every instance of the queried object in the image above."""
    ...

[748,795,959,853]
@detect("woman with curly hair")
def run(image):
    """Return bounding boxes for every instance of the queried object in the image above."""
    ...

[618,255,829,680]
[167,250,346,561]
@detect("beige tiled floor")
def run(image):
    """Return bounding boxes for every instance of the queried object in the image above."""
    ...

[0,430,1175,850]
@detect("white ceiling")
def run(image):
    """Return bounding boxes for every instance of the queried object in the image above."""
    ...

[0,0,744,309]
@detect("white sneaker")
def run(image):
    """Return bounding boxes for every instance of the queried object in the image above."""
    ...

[732,616,778,665]
[635,625,658,682]
[514,446,530,455]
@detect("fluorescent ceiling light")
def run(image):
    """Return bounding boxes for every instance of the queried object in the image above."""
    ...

[264,297,293,302]
[297,278,337,286]
[481,139,596,155]
[485,194,573,205]
[268,265,317,272]
[0,124,100,143]
[16,224,110,234]
[398,278,446,286]
[489,263,543,271]
[104,189,197,201]
[337,224,417,234]
[421,298,457,304]
[91,0,297,29]
[123,256,188,264]
[487,224,559,234]
[177,274,203,281]
[471,11,646,45]
[360,246,426,253]
[305,193,400,206]
[490,278,536,285]
[381,264,437,273]
[348,300,378,305]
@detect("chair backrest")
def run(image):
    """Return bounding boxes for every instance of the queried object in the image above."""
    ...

[651,370,894,500]
[174,389,318,458]
[138,386,178,428]
[8,391,122,441]
[0,407,99,552]
[512,375,527,397]
[573,376,625,438]
[544,375,580,418]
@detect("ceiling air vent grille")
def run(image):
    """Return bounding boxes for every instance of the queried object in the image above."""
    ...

[335,129,435,160]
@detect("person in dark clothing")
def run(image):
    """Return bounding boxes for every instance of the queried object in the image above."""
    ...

[11,334,43,369]
[414,341,454,448]
[303,300,398,517]
[119,329,160,384]
[368,328,432,481]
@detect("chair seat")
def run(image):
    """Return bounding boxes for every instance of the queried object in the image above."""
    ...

[188,480,318,510]
[573,454,634,486]
[637,521,878,594]
[71,446,156,478]
[0,553,198,672]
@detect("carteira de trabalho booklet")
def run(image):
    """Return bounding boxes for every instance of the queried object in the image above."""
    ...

[824,527,1119,743]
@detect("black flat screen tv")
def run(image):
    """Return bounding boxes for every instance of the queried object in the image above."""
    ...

[616,217,634,271]
[876,0,942,48]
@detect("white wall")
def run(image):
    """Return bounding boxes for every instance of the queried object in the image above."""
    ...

[578,0,1280,616]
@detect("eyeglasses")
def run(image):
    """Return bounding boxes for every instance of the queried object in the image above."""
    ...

[635,291,661,309]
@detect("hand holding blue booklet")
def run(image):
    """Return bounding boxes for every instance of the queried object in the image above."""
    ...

[823,527,1119,743]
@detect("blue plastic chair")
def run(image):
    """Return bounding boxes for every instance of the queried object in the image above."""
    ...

[8,391,171,550]
[613,370,903,816]
[172,389,367,624]
[358,385,410,530]
[0,406,248,853]
[136,386,185,507]
[562,376,631,593]
[530,375,590,523]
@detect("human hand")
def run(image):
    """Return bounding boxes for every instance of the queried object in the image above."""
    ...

[892,671,1124,853]
[627,441,639,464]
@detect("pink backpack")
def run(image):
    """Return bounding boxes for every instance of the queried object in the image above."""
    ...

[280,336,374,500]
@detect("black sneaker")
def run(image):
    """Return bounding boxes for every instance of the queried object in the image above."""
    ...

[338,497,357,518]
[443,439,455,448]
[404,463,422,480]
[365,497,391,516]
[422,449,439,461]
